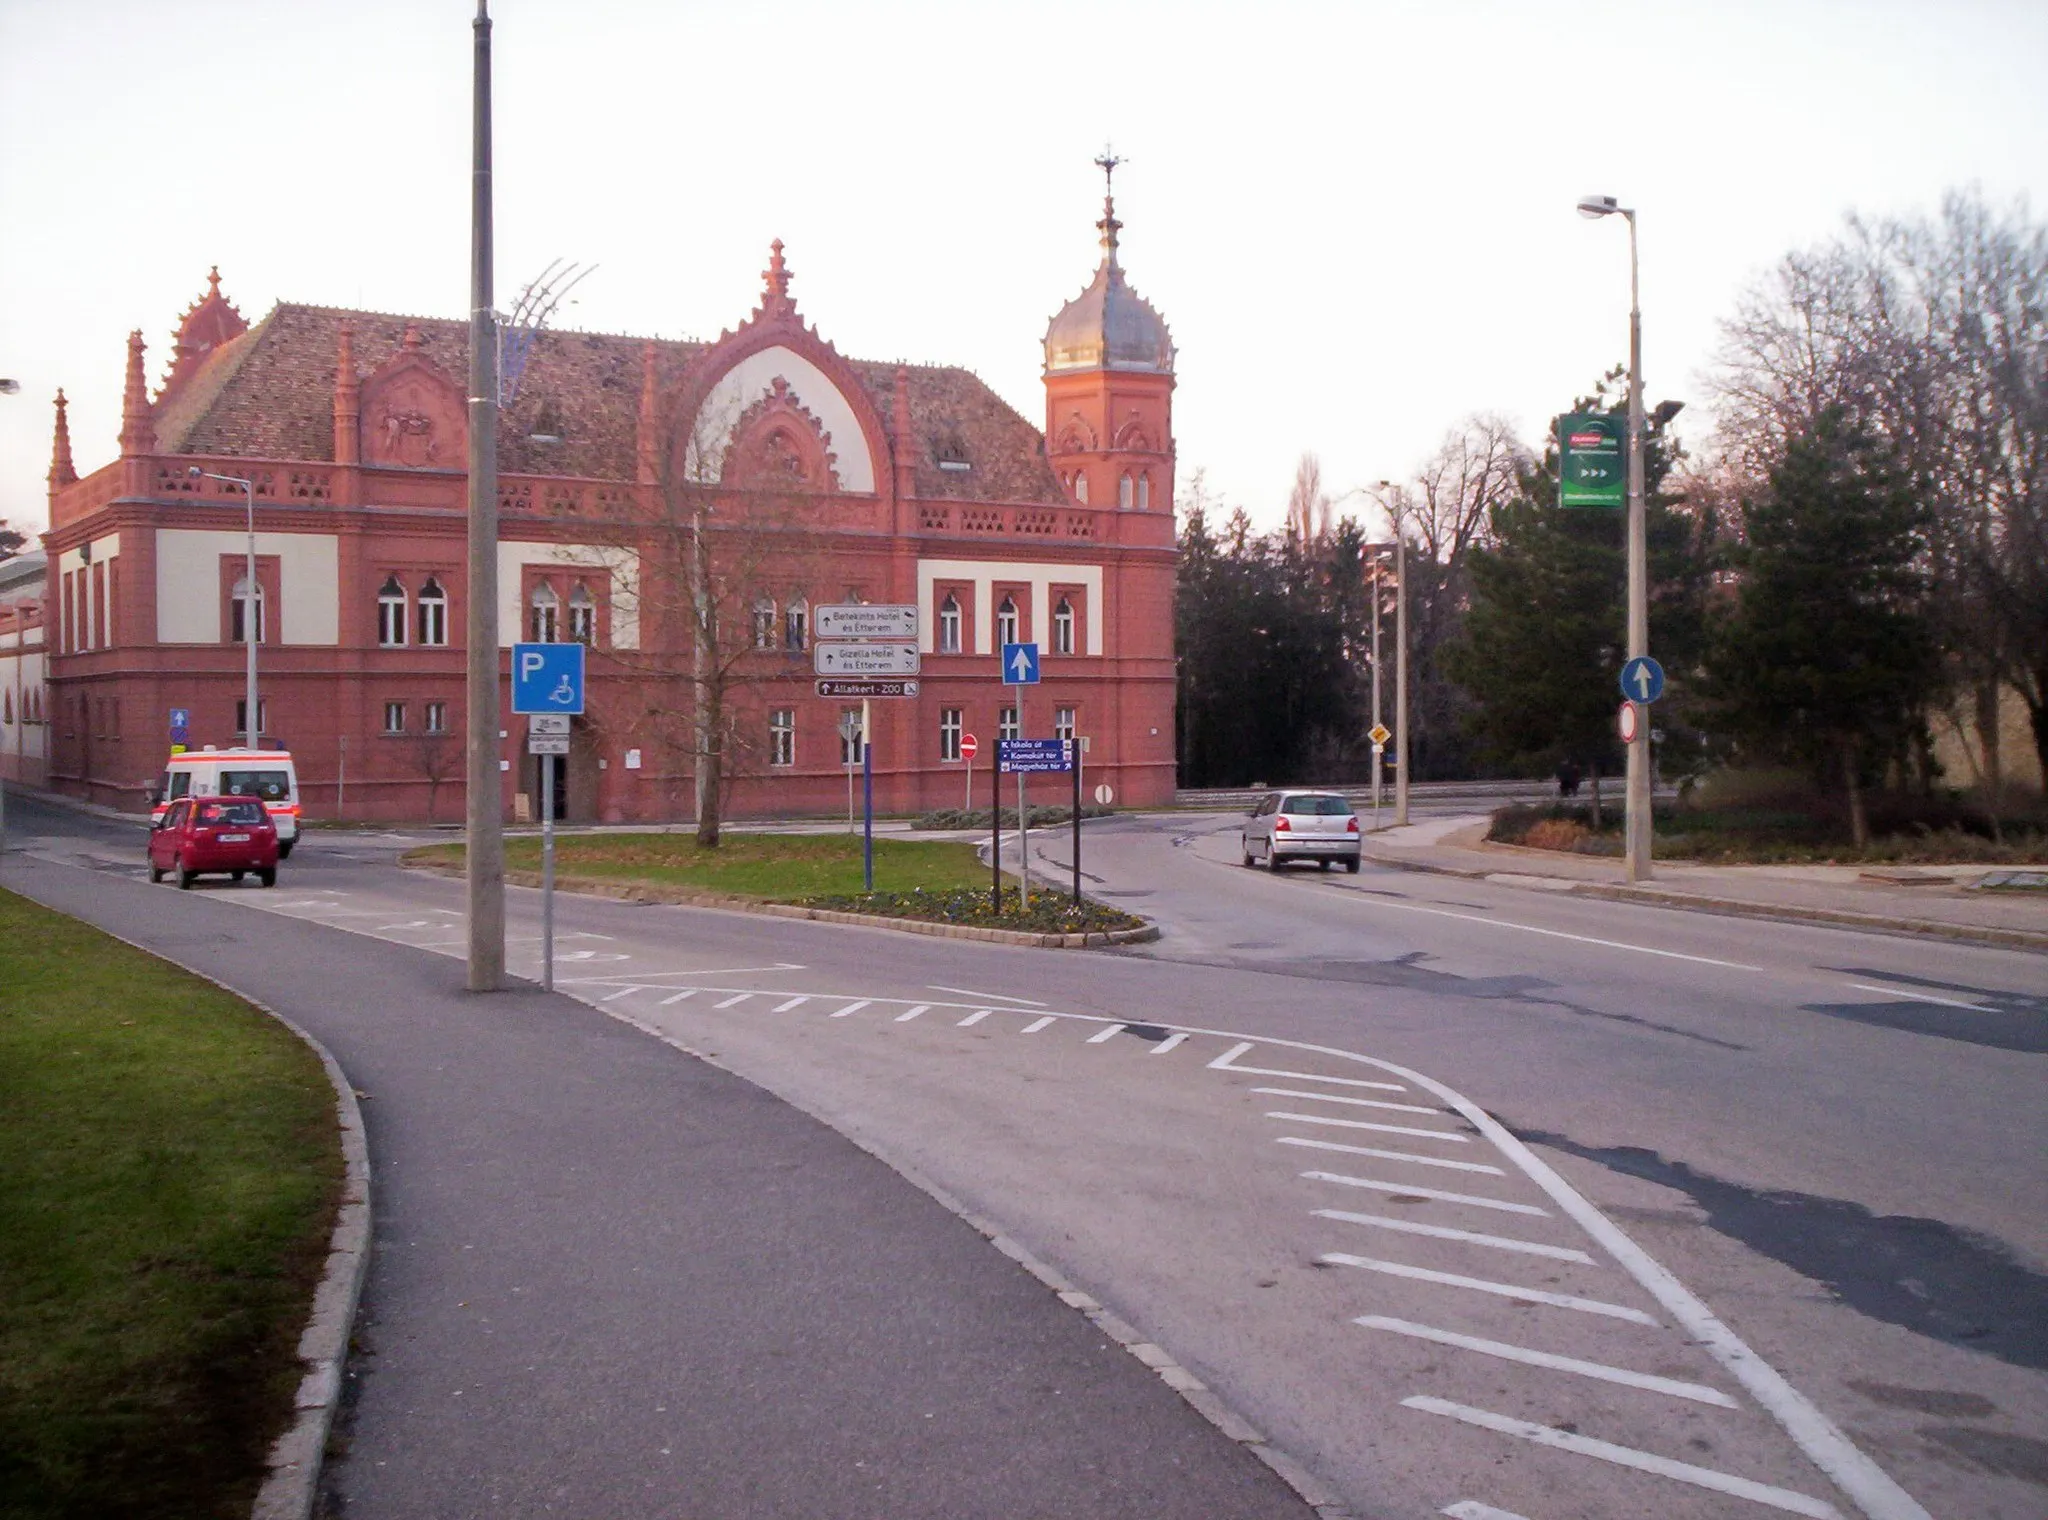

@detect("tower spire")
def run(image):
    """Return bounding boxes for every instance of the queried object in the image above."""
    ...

[48,388,77,495]
[1094,146,1123,265]
[119,330,155,456]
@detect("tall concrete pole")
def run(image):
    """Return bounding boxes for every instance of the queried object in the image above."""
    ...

[1622,209,1652,884]
[1394,531,1409,827]
[465,0,504,989]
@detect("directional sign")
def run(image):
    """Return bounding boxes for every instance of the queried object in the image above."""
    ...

[169,707,191,731]
[815,679,920,699]
[527,733,571,756]
[1002,642,1040,686]
[814,642,920,676]
[959,733,979,761]
[1559,412,1625,508]
[1619,655,1666,703]
[814,604,918,640]
[512,642,586,714]
[999,737,1073,774]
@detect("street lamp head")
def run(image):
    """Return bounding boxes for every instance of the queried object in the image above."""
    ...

[1652,399,1686,426]
[1577,194,1621,219]
[187,465,202,478]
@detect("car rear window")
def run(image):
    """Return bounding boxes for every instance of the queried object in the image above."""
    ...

[221,769,291,802]
[1282,795,1353,816]
[197,800,267,825]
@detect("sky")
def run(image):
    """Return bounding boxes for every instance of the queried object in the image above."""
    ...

[3,0,2045,541]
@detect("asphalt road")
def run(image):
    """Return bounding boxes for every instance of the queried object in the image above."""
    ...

[8,796,2044,1520]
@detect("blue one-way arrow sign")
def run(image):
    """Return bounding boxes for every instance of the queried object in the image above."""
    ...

[1002,641,1040,686]
[1620,655,1665,703]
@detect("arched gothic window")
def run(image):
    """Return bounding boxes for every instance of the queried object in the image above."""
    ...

[417,576,448,646]
[1118,473,1134,510]
[568,582,596,645]
[784,598,808,651]
[996,595,1019,648]
[1137,474,1151,511]
[377,575,407,646]
[1053,596,1075,656]
[1073,472,1089,504]
[938,592,962,654]
[529,582,559,643]
[232,576,265,645]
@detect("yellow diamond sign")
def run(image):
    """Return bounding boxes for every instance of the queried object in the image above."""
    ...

[1369,723,1392,746]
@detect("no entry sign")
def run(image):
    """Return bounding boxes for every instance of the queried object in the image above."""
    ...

[960,733,979,762]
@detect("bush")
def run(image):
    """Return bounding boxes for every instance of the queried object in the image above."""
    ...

[1489,796,2048,864]
[915,804,1113,831]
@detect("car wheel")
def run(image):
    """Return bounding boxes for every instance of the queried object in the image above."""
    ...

[149,863,164,883]
[232,870,246,883]
[177,859,196,890]
[277,839,294,859]
[1345,856,1361,874]
[259,867,277,888]
[1265,849,1284,872]
[1318,859,1331,872]
[1241,836,1256,867]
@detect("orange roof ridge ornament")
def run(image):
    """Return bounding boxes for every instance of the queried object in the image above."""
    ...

[402,323,424,352]
[160,265,250,401]
[1094,146,1123,266]
[48,388,77,493]
[757,239,797,320]
[120,330,156,456]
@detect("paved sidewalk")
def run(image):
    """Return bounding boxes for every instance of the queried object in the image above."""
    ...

[1360,815,2048,952]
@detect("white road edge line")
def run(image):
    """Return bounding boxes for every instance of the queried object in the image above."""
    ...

[1278,1136,1503,1175]
[1255,1085,1428,1109]
[1353,897,1764,970]
[1269,1111,1472,1143]
[1401,1397,1840,1518]
[931,984,1046,1005]
[1359,1315,1737,1406]
[1323,1254,1658,1325]
[1313,1208,1594,1263]
[1302,1172,1548,1216]
[1442,1502,1534,1520]
[1846,982,1988,1011]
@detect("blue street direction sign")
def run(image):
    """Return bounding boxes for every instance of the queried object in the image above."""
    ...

[169,707,190,730]
[1619,655,1666,704]
[999,738,1074,774]
[1002,642,1040,686]
[513,641,586,714]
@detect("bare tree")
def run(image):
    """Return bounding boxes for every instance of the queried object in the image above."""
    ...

[1286,451,1333,547]
[407,725,460,824]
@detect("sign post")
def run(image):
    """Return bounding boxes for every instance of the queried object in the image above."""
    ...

[1071,739,1082,905]
[999,738,1077,904]
[1002,643,1040,902]
[838,710,860,835]
[861,698,874,893]
[1558,413,1626,508]
[960,732,979,812]
[512,642,585,992]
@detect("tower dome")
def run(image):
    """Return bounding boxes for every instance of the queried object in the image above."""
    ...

[1044,157,1174,375]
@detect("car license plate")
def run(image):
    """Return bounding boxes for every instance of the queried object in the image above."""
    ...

[220,832,251,842]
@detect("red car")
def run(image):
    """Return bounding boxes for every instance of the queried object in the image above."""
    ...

[149,797,280,889]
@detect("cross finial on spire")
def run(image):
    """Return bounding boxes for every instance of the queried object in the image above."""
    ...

[207,264,222,298]
[1093,147,1124,264]
[766,239,790,298]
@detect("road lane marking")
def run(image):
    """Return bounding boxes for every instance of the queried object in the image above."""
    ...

[1086,1024,1125,1044]
[712,993,751,1009]
[1269,1111,1472,1142]
[1360,1316,1737,1406]
[931,984,1046,1005]
[1401,1398,1840,1517]
[832,1000,873,1018]
[1020,1016,1057,1033]
[1324,1255,1658,1324]
[1303,1172,1547,1216]
[1443,1503,1534,1520]
[1278,1136,1503,1174]
[560,962,806,984]
[1150,1032,1190,1054]
[1348,897,1763,971]
[893,1005,929,1022]
[1846,981,1987,1011]
[659,990,700,1005]
[1256,1085,1433,1109]
[600,987,644,1002]
[1314,1209,1595,1264]
[1209,1042,1407,1091]
[772,996,809,1012]
[957,1009,991,1027]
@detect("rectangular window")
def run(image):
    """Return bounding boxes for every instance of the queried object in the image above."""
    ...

[425,701,448,734]
[769,708,795,767]
[378,586,407,646]
[939,707,962,762]
[839,708,862,766]
[234,698,268,738]
[383,701,406,734]
[92,561,107,648]
[1055,706,1076,741]
[999,706,1019,741]
[418,589,448,645]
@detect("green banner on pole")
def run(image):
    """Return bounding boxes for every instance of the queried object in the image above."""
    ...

[1558,412,1625,508]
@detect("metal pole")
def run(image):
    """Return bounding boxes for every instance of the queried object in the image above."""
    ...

[861,698,873,892]
[337,733,346,817]
[1394,533,1409,827]
[1070,739,1080,905]
[244,478,259,746]
[1015,690,1027,905]
[990,738,1001,913]
[1622,209,1652,884]
[1370,555,1383,825]
[464,0,505,989]
[541,750,555,991]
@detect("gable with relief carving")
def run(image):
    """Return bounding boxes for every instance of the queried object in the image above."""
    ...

[720,377,840,491]
[361,344,466,468]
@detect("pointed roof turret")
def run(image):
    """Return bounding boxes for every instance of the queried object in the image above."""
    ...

[159,265,250,400]
[1043,151,1174,375]
[48,389,77,493]
[120,330,156,456]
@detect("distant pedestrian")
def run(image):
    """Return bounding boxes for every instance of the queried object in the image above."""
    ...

[1556,759,1583,798]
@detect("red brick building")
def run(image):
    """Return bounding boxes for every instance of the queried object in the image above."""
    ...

[39,185,1178,823]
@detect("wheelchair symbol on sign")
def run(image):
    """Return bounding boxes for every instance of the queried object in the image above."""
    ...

[549,675,577,705]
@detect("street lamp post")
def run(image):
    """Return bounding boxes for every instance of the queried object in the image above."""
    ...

[1577,194,1651,883]
[1362,480,1410,827]
[190,467,260,747]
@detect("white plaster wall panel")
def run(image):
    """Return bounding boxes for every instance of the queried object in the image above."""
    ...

[155,530,339,645]
[496,542,641,650]
[685,345,876,493]
[915,560,1105,657]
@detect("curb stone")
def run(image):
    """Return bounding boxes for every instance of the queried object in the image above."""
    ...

[38,914,372,1520]
[588,1000,1355,1520]
[404,861,1160,948]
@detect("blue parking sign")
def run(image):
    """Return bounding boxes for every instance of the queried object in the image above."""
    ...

[513,642,586,715]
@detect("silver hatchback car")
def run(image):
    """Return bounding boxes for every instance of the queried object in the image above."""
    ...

[1241,790,1362,872]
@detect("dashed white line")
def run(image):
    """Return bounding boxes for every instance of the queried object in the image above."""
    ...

[957,1009,991,1027]
[1313,1208,1595,1264]
[1324,1255,1658,1324]
[1258,1090,1440,1115]
[1360,1316,1737,1406]
[931,984,1045,1005]
[1401,1397,1839,1517]
[1302,1171,1548,1216]
[1086,1024,1125,1044]
[1020,1015,1057,1034]
[1268,1111,1472,1143]
[712,993,751,1010]
[772,996,809,1012]
[1278,1136,1503,1175]
[893,1005,928,1023]
[1345,897,1764,971]
[832,1000,873,1019]
[1150,1032,1190,1054]
[659,990,700,1006]
[600,987,644,1002]
[1847,982,1986,1011]
[1443,1503,1534,1520]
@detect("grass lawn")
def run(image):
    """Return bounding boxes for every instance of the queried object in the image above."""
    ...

[0,889,342,1520]
[405,831,1147,933]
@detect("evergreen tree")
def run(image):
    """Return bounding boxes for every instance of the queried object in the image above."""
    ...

[1703,410,1938,846]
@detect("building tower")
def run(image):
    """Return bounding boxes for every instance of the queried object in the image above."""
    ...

[1043,152,1175,517]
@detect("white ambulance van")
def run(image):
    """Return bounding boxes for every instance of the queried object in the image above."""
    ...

[152,748,302,857]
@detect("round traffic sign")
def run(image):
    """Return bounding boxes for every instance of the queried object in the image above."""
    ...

[1619,655,1666,704]
[1618,700,1640,744]
[960,733,979,761]
[1094,783,1115,805]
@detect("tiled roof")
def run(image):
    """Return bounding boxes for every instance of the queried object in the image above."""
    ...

[155,303,1067,506]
